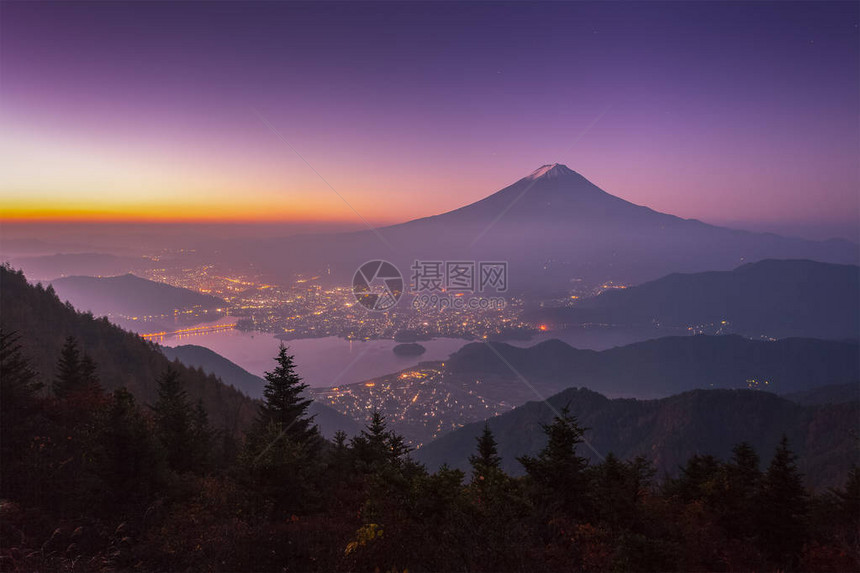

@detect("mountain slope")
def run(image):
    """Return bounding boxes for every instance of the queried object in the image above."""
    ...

[532,259,859,339]
[50,273,225,318]
[0,266,255,434]
[445,335,859,397]
[7,252,153,282]
[161,344,362,438]
[233,164,858,290]
[781,382,860,406]
[314,335,859,445]
[161,344,265,397]
[414,386,859,489]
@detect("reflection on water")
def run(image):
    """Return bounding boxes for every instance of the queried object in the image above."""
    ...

[157,326,468,388]
[150,319,683,389]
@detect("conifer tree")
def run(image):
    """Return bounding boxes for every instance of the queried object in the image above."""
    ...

[190,398,214,471]
[328,430,352,474]
[0,329,41,408]
[152,365,193,473]
[469,423,502,483]
[721,441,761,539]
[758,435,809,568]
[666,453,723,504]
[255,345,317,443]
[518,407,590,518]
[54,336,83,397]
[80,353,102,393]
[241,346,321,516]
[99,387,164,503]
[0,330,42,498]
[830,466,860,548]
[333,430,348,449]
[352,410,409,470]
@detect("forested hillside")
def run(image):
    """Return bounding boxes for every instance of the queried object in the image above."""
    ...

[415,387,859,488]
[0,265,256,432]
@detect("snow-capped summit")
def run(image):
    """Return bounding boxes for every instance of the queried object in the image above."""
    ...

[524,163,576,180]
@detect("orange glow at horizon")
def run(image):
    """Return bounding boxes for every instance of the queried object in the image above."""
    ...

[0,202,390,224]
[0,122,443,226]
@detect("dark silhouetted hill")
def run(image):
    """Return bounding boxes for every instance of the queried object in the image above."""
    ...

[532,259,859,339]
[8,252,153,282]
[415,386,859,489]
[444,335,859,398]
[782,382,860,406]
[50,273,225,318]
[315,334,858,446]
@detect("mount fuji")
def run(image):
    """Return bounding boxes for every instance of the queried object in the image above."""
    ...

[238,164,858,290]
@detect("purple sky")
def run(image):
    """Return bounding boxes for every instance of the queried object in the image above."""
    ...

[1,2,858,240]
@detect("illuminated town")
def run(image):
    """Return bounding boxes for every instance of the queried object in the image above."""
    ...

[138,255,538,342]
[312,364,516,446]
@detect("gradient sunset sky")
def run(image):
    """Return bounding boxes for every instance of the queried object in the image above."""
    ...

[1,2,858,239]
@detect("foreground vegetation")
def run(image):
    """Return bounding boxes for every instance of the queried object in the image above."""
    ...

[1,328,858,572]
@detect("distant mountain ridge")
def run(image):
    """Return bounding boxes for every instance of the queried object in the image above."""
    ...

[414,386,859,489]
[781,382,860,406]
[315,334,859,445]
[445,335,859,397]
[231,164,858,290]
[8,252,154,282]
[50,273,225,318]
[532,259,859,339]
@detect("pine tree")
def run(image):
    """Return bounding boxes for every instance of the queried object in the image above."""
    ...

[352,410,388,472]
[256,345,317,443]
[80,353,103,393]
[721,441,761,539]
[463,422,531,569]
[99,388,165,503]
[387,426,410,463]
[0,329,41,408]
[0,330,43,498]
[54,336,83,397]
[152,365,193,473]
[241,346,321,516]
[758,435,809,568]
[667,453,723,504]
[469,423,502,483]
[518,406,590,519]
[190,398,214,471]
[351,410,409,470]
[363,410,388,446]
[333,430,348,450]
[327,430,352,475]
[831,466,860,547]
[590,452,627,528]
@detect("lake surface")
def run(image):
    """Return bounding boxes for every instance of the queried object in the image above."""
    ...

[159,327,469,387]
[155,321,682,388]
